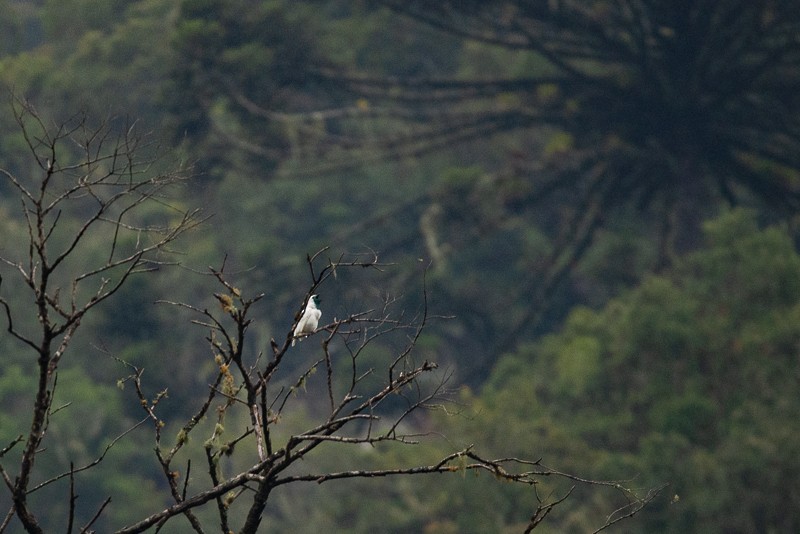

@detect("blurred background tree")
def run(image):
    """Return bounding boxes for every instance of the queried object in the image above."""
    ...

[164,0,800,377]
[1,0,800,531]
[421,209,800,533]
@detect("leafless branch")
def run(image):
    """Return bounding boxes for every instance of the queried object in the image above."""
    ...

[592,483,667,533]
[2,99,660,532]
[79,497,111,534]
[0,99,201,533]
[27,417,149,494]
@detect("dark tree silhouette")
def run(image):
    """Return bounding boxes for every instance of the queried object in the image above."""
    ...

[192,0,799,327]
[166,0,343,176]
[276,1,800,348]
[178,1,800,373]
[325,1,800,211]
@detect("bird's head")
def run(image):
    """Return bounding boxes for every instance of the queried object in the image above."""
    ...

[310,294,320,308]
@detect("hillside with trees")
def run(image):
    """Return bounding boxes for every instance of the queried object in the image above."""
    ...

[1,1,799,532]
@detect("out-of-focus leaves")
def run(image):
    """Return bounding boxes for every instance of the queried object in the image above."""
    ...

[420,209,800,532]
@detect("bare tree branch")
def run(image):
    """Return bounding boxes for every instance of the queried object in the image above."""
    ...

[0,99,202,533]
[2,96,660,531]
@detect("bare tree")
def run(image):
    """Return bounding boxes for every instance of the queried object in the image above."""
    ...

[113,251,661,533]
[0,102,660,532]
[0,98,202,533]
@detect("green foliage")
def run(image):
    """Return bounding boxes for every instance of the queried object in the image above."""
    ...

[430,209,800,532]
[0,365,162,531]
[53,0,177,119]
[0,0,42,54]
[41,0,128,43]
[2,2,800,531]
[166,0,335,174]
[353,9,462,78]
[0,51,54,98]
[0,0,178,125]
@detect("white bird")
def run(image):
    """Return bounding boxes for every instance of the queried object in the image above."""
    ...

[292,295,321,346]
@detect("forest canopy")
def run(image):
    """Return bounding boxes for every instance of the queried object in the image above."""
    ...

[1,1,799,532]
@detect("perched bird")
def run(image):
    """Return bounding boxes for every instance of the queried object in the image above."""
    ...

[292,295,321,346]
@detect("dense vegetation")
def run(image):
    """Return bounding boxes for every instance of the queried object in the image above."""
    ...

[1,1,799,531]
